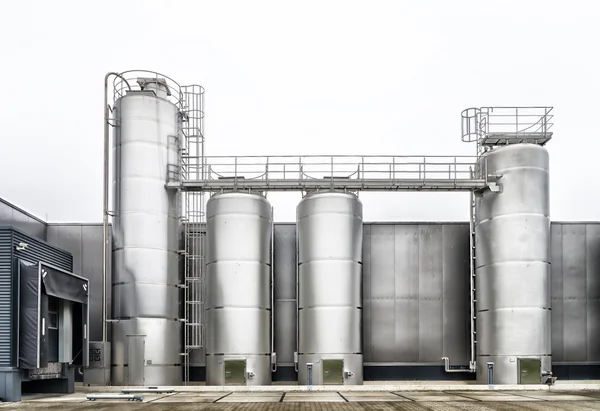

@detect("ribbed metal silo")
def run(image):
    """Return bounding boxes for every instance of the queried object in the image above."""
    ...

[297,192,363,385]
[475,144,551,384]
[111,78,182,385]
[206,192,273,385]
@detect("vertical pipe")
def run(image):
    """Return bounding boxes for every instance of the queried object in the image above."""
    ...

[103,72,129,343]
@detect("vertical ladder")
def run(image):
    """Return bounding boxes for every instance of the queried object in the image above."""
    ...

[468,184,477,371]
[180,85,206,384]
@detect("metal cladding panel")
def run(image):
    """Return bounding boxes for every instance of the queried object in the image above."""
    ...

[550,224,564,362]
[417,225,443,361]
[361,224,372,361]
[46,224,110,342]
[273,224,296,366]
[205,193,272,385]
[368,225,395,362]
[393,225,419,362]
[0,229,13,366]
[561,224,587,362]
[0,199,47,240]
[81,225,110,342]
[586,224,600,362]
[46,225,83,274]
[297,192,363,385]
[11,230,72,272]
[441,224,470,364]
[111,90,182,385]
[475,144,551,382]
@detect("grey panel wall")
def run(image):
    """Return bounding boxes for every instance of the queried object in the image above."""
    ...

[551,223,600,365]
[273,224,296,367]
[46,224,111,342]
[0,198,46,240]
[362,224,470,365]
[269,222,600,369]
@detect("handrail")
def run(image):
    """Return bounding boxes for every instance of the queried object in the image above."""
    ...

[181,155,483,184]
[462,106,554,145]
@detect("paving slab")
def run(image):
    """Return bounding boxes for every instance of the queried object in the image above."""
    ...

[25,394,88,402]
[454,392,540,401]
[283,393,344,402]
[399,392,476,401]
[226,391,283,397]
[342,394,408,402]
[152,392,226,403]
[218,395,282,402]
[516,391,599,401]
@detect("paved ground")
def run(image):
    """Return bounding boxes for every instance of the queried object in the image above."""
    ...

[5,390,600,410]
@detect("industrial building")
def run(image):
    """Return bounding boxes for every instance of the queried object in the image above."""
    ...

[0,70,598,401]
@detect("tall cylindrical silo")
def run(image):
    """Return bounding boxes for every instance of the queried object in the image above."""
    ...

[111,78,182,385]
[206,192,273,385]
[297,192,363,385]
[475,144,551,384]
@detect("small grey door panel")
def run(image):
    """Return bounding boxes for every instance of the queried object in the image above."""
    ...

[323,359,343,385]
[127,336,145,385]
[224,360,246,385]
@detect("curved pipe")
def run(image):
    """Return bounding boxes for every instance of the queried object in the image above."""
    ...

[103,72,130,343]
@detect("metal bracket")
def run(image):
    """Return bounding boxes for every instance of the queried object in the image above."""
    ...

[271,352,277,372]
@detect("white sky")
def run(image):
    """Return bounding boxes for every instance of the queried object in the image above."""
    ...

[0,0,598,222]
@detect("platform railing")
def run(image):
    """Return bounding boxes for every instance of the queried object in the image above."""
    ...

[178,155,488,191]
[462,106,554,144]
[183,155,481,182]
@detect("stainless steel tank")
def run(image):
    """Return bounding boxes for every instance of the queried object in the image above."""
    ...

[475,144,551,384]
[205,192,273,385]
[111,78,182,385]
[296,192,363,385]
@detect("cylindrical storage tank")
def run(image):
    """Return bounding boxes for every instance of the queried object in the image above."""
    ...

[475,144,551,384]
[206,192,273,385]
[297,192,363,385]
[111,79,182,385]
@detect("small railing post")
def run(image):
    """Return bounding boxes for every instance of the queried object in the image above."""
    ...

[234,157,238,189]
[361,157,365,181]
[454,157,457,185]
[266,157,269,185]
[392,157,395,184]
[330,156,334,188]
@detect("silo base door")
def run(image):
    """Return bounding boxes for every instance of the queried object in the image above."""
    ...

[322,359,344,385]
[518,358,541,384]
[224,360,246,385]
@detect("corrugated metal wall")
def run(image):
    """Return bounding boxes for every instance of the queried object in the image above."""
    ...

[0,227,73,367]
[0,229,13,366]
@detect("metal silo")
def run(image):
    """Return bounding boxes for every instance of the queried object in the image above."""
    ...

[111,75,183,385]
[205,192,273,385]
[296,192,363,385]
[475,144,551,384]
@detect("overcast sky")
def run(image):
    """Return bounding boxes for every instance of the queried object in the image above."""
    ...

[1,0,599,222]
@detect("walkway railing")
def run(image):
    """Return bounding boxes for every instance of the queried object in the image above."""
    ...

[179,155,487,192]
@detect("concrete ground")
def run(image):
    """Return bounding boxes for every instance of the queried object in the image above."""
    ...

[5,389,600,410]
